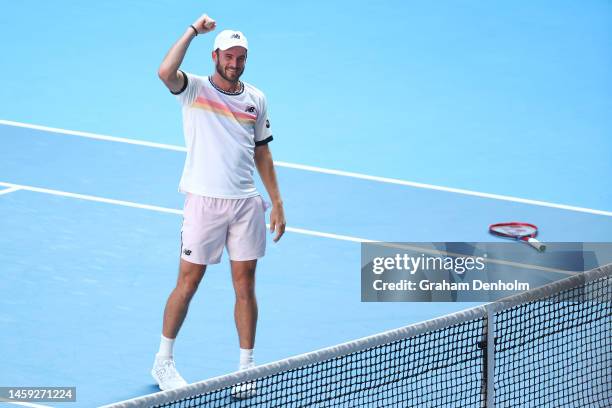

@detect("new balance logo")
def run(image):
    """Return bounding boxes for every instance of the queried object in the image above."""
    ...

[183,249,192,256]
[231,33,241,39]
[245,106,256,113]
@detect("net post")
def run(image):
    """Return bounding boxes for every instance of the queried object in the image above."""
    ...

[485,304,496,408]
[479,326,487,407]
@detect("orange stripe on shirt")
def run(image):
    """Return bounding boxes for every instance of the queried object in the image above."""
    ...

[192,97,257,124]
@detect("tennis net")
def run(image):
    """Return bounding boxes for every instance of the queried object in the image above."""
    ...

[103,263,611,408]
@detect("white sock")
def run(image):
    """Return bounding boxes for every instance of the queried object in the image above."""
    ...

[239,348,254,370]
[158,335,175,358]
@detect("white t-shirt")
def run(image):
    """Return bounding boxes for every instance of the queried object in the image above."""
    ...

[174,72,273,198]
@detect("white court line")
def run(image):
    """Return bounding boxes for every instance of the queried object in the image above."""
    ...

[0,186,21,195]
[0,182,182,216]
[0,181,369,244]
[273,161,612,217]
[0,181,580,276]
[1,119,610,217]
[0,119,186,152]
[0,400,53,408]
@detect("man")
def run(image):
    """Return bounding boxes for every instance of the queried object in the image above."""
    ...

[153,13,286,391]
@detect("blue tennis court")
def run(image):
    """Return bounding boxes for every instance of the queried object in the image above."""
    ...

[1,1,610,407]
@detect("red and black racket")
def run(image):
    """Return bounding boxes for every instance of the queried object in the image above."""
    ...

[489,222,546,252]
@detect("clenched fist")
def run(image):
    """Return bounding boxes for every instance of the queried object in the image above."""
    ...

[192,14,216,34]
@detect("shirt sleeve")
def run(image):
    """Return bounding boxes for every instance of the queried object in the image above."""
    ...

[254,94,273,146]
[173,71,201,106]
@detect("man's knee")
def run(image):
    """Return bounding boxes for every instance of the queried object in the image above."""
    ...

[233,275,256,302]
[176,262,205,299]
[176,276,201,299]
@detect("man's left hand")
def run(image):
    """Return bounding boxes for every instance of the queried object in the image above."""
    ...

[269,204,286,242]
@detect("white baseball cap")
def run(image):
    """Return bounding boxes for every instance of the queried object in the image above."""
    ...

[213,30,248,51]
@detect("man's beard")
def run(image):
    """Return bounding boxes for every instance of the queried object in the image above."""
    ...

[216,62,243,83]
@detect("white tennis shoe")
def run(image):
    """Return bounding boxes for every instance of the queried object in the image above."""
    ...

[231,380,257,399]
[231,363,257,399]
[151,354,188,391]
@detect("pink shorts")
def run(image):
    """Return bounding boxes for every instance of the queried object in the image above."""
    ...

[180,193,268,265]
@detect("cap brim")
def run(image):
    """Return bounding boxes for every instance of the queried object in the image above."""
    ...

[216,44,248,51]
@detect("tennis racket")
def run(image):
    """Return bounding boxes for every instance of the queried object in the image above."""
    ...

[489,222,546,252]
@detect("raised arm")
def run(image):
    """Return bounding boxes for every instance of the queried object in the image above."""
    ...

[158,14,216,93]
